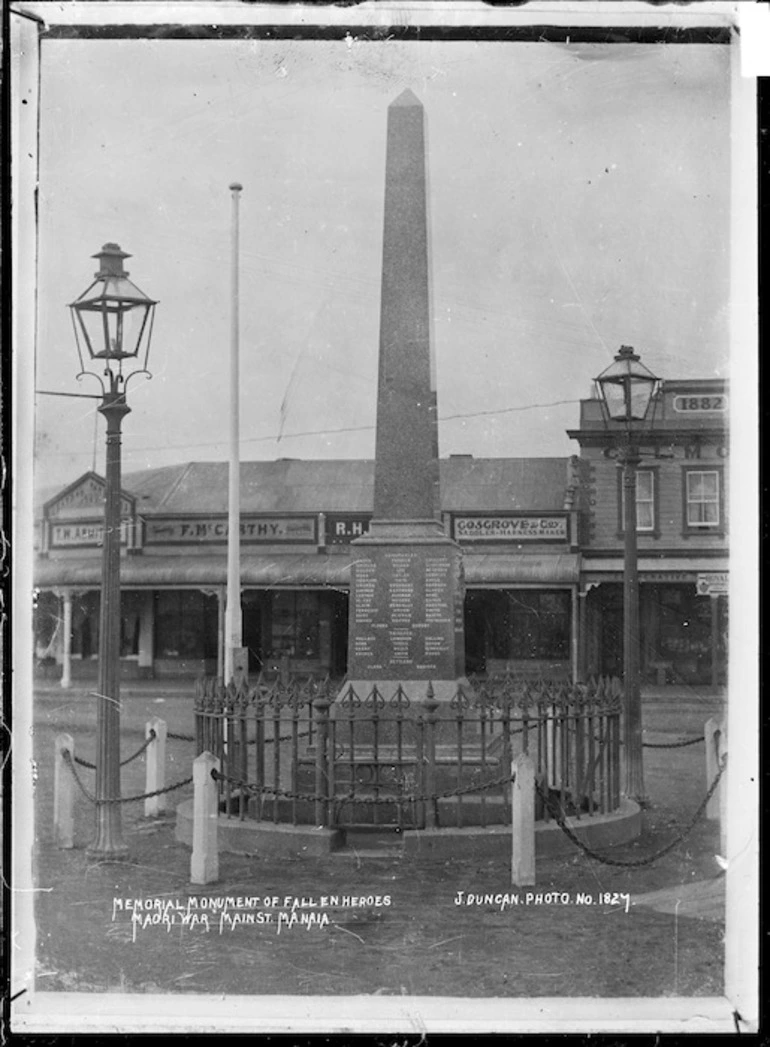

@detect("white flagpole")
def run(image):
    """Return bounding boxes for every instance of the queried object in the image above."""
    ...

[224,182,243,683]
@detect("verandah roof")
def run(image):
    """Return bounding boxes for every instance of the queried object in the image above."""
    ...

[35,552,581,588]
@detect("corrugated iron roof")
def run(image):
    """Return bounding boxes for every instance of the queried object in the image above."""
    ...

[117,457,568,515]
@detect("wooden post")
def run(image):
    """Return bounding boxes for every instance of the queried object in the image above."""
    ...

[191,751,220,885]
[54,732,75,849]
[144,717,167,818]
[511,752,535,886]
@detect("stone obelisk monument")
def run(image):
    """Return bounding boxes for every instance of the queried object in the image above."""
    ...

[344,89,466,701]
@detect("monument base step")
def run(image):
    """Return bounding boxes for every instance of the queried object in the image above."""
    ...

[337,824,407,855]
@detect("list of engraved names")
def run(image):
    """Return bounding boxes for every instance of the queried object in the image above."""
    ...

[350,548,459,676]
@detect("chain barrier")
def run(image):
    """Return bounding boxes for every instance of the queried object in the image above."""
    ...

[594,735,704,751]
[167,731,195,742]
[535,754,727,868]
[211,767,515,807]
[275,729,312,743]
[601,735,705,750]
[642,736,704,749]
[72,729,157,770]
[62,750,192,806]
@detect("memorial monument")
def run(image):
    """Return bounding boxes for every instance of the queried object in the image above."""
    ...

[344,89,466,702]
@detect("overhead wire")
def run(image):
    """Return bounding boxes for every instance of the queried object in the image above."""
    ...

[38,396,583,459]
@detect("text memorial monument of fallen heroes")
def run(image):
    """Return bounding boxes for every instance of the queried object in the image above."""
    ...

[342,89,467,705]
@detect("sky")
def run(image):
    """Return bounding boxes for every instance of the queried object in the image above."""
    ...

[32,36,732,495]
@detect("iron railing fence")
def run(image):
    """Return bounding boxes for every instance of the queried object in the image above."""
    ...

[194,674,622,830]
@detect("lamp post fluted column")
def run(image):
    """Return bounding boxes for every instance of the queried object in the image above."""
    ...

[70,241,157,860]
[594,345,659,810]
[621,436,645,806]
[87,389,130,858]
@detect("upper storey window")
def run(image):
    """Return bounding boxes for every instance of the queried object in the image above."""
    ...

[685,469,721,529]
[619,468,656,533]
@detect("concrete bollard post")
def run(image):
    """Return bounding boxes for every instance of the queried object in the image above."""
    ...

[716,724,727,857]
[144,717,167,818]
[54,732,75,849]
[511,752,535,886]
[705,717,724,821]
[191,751,220,885]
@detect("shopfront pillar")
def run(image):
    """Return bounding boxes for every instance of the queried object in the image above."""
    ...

[576,589,587,683]
[570,586,579,684]
[58,589,73,689]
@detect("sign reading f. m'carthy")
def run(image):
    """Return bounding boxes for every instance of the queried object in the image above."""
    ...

[144,516,318,545]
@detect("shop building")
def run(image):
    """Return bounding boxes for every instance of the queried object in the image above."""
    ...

[568,378,728,687]
[33,457,581,684]
[33,377,728,690]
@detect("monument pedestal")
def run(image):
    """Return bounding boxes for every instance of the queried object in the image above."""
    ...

[341,519,467,704]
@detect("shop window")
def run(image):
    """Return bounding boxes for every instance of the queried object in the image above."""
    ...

[484,590,570,661]
[120,591,143,657]
[34,590,61,661]
[269,591,320,660]
[72,592,100,658]
[684,469,722,530]
[619,468,656,533]
[154,591,218,659]
[655,586,714,683]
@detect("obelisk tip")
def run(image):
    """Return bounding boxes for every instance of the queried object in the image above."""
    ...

[390,88,422,108]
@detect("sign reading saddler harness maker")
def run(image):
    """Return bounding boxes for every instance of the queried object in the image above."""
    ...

[452,514,569,542]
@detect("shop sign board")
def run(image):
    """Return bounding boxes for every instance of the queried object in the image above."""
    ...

[641,571,695,583]
[49,519,131,549]
[583,570,696,587]
[696,571,729,596]
[325,514,372,544]
[452,514,568,542]
[144,515,317,545]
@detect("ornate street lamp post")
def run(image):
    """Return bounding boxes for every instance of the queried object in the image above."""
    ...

[69,243,157,857]
[595,345,659,806]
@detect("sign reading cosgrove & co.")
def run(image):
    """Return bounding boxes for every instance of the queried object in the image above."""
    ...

[452,514,569,542]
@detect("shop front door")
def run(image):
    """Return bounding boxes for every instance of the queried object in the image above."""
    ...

[242,604,263,674]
